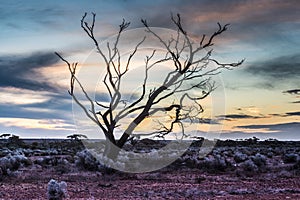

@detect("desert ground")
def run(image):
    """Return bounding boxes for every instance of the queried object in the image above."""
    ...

[1,137,300,199]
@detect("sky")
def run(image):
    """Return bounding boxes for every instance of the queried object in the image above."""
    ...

[0,0,299,140]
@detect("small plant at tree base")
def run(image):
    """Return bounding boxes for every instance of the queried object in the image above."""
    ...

[47,179,67,200]
[75,149,101,171]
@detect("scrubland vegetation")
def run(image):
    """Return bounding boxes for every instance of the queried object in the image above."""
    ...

[0,136,300,199]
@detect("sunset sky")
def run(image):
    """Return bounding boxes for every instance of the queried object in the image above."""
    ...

[0,0,299,140]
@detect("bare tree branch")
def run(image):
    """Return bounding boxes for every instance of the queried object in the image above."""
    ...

[56,13,243,158]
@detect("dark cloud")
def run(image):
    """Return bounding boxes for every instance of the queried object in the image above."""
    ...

[269,113,284,117]
[0,104,63,120]
[236,122,300,131]
[244,54,300,81]
[123,0,299,44]
[94,92,111,103]
[0,52,59,91]
[269,111,300,117]
[254,82,275,90]
[218,114,262,120]
[219,130,300,141]
[283,89,300,95]
[0,3,65,31]
[285,111,300,117]
[198,118,220,124]
[0,93,72,121]
[283,89,300,104]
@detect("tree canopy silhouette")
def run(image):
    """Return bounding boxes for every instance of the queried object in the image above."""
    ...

[56,13,243,159]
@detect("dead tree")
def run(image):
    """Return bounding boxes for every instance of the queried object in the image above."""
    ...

[56,13,243,159]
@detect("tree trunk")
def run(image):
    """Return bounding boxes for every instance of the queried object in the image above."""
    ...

[103,139,120,161]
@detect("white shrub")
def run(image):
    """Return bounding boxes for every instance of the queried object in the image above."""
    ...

[47,179,67,200]
[75,150,100,171]
[0,154,31,175]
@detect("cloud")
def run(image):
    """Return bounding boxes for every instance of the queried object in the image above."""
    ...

[0,97,72,121]
[0,3,65,30]
[198,118,220,124]
[0,52,60,91]
[269,111,300,118]
[0,117,75,131]
[218,114,262,120]
[285,111,300,116]
[0,87,50,105]
[122,0,299,46]
[219,130,300,141]
[236,122,300,131]
[283,89,300,95]
[283,89,300,104]
[127,0,299,25]
[0,87,72,121]
[244,54,300,81]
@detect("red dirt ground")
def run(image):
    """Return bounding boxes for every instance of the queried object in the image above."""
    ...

[1,166,300,199]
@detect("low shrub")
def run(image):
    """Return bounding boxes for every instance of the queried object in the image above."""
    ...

[47,179,67,200]
[0,157,11,175]
[266,152,273,158]
[54,158,72,174]
[0,154,31,175]
[201,155,228,173]
[34,156,53,166]
[293,159,300,174]
[75,150,100,171]
[251,153,267,168]
[234,152,248,163]
[237,153,267,177]
[283,153,298,163]
[241,159,258,172]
